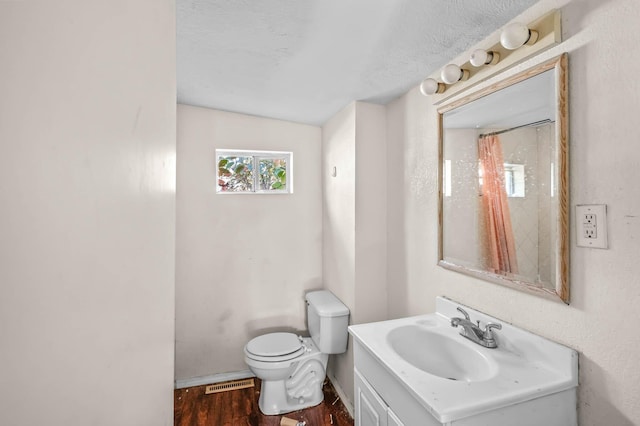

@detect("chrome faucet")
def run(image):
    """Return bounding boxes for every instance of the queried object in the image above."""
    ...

[450,306,502,349]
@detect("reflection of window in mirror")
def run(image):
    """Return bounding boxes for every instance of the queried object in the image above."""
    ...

[504,163,525,197]
[476,161,524,197]
[443,160,452,197]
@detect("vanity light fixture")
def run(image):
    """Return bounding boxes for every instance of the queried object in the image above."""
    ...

[470,49,500,67]
[420,78,446,95]
[441,64,470,85]
[500,22,539,50]
[418,10,560,98]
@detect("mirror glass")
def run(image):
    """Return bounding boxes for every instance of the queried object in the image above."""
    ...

[438,54,569,303]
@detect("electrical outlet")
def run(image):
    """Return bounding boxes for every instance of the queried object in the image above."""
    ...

[583,214,597,239]
[576,204,608,249]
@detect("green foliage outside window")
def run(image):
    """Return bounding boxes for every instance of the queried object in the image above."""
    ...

[217,156,254,192]
[259,158,287,190]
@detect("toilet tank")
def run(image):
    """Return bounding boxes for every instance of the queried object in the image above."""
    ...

[305,290,350,354]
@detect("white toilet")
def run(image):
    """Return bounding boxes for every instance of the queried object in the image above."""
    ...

[244,290,350,415]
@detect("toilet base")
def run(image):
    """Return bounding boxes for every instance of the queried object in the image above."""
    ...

[257,355,328,415]
[258,377,324,415]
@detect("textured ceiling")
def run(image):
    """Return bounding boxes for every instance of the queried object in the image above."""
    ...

[177,0,538,126]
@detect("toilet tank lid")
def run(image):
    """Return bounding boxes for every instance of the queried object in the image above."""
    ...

[306,291,350,317]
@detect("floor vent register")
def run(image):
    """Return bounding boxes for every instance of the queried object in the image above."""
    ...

[205,378,255,395]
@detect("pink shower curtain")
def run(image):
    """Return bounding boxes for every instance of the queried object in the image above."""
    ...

[478,134,519,274]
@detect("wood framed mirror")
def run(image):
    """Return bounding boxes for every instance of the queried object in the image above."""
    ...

[438,54,569,303]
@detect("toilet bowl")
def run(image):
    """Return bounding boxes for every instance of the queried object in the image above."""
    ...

[244,333,328,414]
[244,291,349,415]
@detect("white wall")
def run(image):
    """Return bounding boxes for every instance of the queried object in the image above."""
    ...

[354,102,388,327]
[175,105,322,381]
[322,101,387,410]
[322,103,357,403]
[323,104,357,315]
[0,2,176,425]
[386,0,640,424]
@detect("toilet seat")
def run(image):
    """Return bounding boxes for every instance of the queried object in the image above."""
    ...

[245,332,306,362]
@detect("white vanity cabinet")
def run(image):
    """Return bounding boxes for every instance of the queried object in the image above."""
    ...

[354,342,444,426]
[355,369,406,426]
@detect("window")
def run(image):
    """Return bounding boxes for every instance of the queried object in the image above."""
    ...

[216,150,292,194]
[503,163,525,198]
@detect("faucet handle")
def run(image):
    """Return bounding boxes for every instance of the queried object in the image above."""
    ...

[456,306,470,320]
[483,322,502,340]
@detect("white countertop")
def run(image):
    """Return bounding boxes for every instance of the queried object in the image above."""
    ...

[348,296,578,422]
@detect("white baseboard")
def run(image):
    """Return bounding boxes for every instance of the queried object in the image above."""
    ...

[327,373,354,418]
[175,370,255,389]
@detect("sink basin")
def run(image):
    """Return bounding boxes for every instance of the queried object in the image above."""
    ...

[348,296,579,423]
[387,325,496,382]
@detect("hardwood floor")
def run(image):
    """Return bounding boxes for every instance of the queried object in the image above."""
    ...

[174,378,354,426]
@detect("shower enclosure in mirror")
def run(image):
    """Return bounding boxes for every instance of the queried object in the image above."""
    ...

[438,54,569,303]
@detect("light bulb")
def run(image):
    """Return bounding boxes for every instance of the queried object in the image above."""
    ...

[441,64,470,85]
[419,78,445,96]
[500,22,538,50]
[470,49,500,67]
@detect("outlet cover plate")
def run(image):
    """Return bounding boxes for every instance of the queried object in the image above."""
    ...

[576,204,608,249]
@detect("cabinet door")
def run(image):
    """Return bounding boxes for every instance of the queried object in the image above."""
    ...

[387,409,404,426]
[355,369,387,426]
